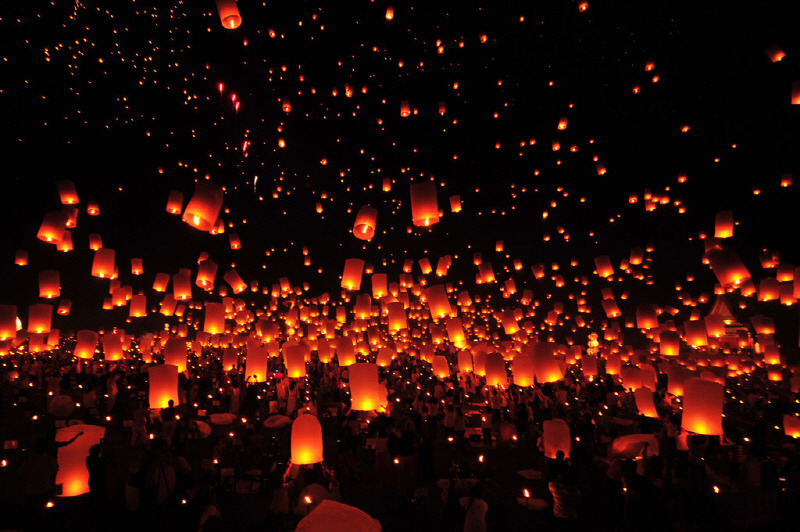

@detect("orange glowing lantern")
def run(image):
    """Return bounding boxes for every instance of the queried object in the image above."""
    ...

[223,269,247,294]
[337,336,357,366]
[285,345,307,378]
[182,181,223,232]
[714,211,734,238]
[341,259,365,291]
[681,378,723,435]
[27,303,52,334]
[543,419,571,459]
[153,272,170,292]
[432,355,450,379]
[659,330,680,356]
[353,205,378,241]
[166,190,183,214]
[74,330,98,358]
[204,302,226,334]
[636,305,658,329]
[385,6,394,20]
[246,341,268,382]
[387,301,408,332]
[102,333,123,361]
[91,248,115,278]
[707,248,751,288]
[784,415,800,439]
[215,0,242,29]
[595,255,614,278]
[56,425,105,497]
[129,294,147,317]
[15,250,28,266]
[172,272,192,300]
[163,338,187,372]
[684,321,708,347]
[0,304,17,340]
[196,258,218,289]
[148,364,179,409]
[485,352,507,386]
[349,363,380,410]
[291,414,324,465]
[39,270,60,299]
[410,182,440,227]
[130,258,143,275]
[400,100,411,117]
[371,273,388,299]
[634,387,659,418]
[37,211,67,244]
[512,353,534,387]
[532,343,564,383]
[56,180,79,204]
[426,284,452,319]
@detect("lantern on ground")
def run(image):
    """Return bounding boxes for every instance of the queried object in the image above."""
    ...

[291,414,323,465]
[149,364,179,409]
[349,363,380,410]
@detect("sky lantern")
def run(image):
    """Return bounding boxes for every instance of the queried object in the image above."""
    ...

[341,258,365,291]
[400,100,411,117]
[636,304,658,329]
[38,270,60,299]
[457,350,473,373]
[784,415,800,439]
[285,345,307,378]
[606,352,622,375]
[182,181,223,232]
[163,337,187,372]
[426,284,452,318]
[445,317,466,348]
[602,299,621,318]
[765,45,785,62]
[432,355,450,379]
[86,200,99,216]
[387,301,408,331]
[684,320,708,347]
[91,248,115,278]
[131,258,143,275]
[166,190,183,214]
[543,419,571,459]
[172,272,193,300]
[27,303,52,334]
[337,336,357,366]
[376,346,395,367]
[595,255,614,278]
[229,233,241,250]
[291,414,324,465]
[714,210,734,238]
[196,258,218,289]
[707,248,751,288]
[581,354,598,378]
[102,333,123,361]
[705,315,725,338]
[129,294,147,317]
[512,352,534,387]
[485,352,507,386]
[204,302,226,334]
[349,363,380,410]
[37,211,67,244]
[153,272,170,292]
[792,81,800,105]
[385,6,395,20]
[215,0,242,29]
[371,273,388,299]
[56,180,79,204]
[634,387,659,418]
[88,234,103,251]
[0,305,17,340]
[353,205,377,241]
[410,182,440,227]
[148,364,178,409]
[62,205,78,228]
[223,269,247,294]
[74,329,98,358]
[659,330,680,356]
[56,425,105,497]
[532,342,564,383]
[681,378,724,435]
[15,250,28,266]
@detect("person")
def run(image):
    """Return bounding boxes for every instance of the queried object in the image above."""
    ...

[17,440,58,515]
[459,483,488,532]
[86,443,111,509]
[161,399,177,446]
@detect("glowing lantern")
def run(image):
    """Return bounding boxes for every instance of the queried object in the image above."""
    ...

[659,330,680,356]
[172,272,192,300]
[543,419,571,459]
[56,180,79,204]
[130,258,143,275]
[39,270,60,299]
[282,99,292,113]
[765,45,785,62]
[793,81,800,105]
[485,353,507,386]
[196,258,218,289]
[204,302,226,334]
[129,294,147,317]
[456,350,473,373]
[581,354,598,378]
[149,364,179,409]
[714,211,734,238]
[349,363,380,410]
[74,330,98,358]
[400,100,411,117]
[91,248,115,278]
[27,303,52,334]
[376,346,395,367]
[532,343,564,383]
[634,387,659,418]
[371,273,388,299]
[62,206,78,228]
[56,425,105,497]
[432,355,450,378]
[385,6,394,20]
[246,342,268,382]
[166,190,183,214]
[681,378,723,435]
[595,255,614,278]
[37,211,67,243]
[707,248,751,288]
[223,269,247,294]
[704,315,725,338]
[606,353,621,375]
[341,258,365,291]
[784,415,800,438]
[163,338,187,372]
[337,336,357,366]
[182,181,223,232]
[291,414,324,465]
[353,206,377,241]
[15,250,28,266]
[410,182,440,227]
[445,318,466,348]
[386,302,407,331]
[0,305,17,340]
[636,305,658,329]
[512,353,535,387]
[86,200,99,215]
[215,0,242,29]
[425,284,452,318]
[285,345,307,378]
[602,299,621,318]
[102,333,123,361]
[684,320,708,347]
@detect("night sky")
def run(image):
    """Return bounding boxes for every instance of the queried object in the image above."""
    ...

[1,1,798,352]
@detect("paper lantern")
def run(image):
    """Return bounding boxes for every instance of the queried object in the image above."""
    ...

[246,341,268,383]
[229,233,241,250]
[204,302,226,334]
[400,100,411,117]
[457,350,473,373]
[532,343,564,383]
[163,337,187,372]
[425,284,452,319]
[449,195,461,212]
[129,258,143,276]
[543,419,571,459]
[634,387,659,418]
[74,329,98,358]
[385,6,394,20]
[337,336,357,366]
[349,363,380,410]
[636,305,658,329]
[56,425,105,497]
[285,345,307,378]
[222,346,239,370]
[581,354,598,378]
[410,182,440,227]
[353,205,377,241]
[15,250,28,266]
[166,190,183,214]
[128,294,147,317]
[88,233,103,251]
[102,333,123,361]
[714,210,734,238]
[485,353,507,386]
[223,269,247,294]
[602,299,621,318]
[149,364,179,409]
[86,200,99,215]
[784,415,800,439]
[27,303,52,334]
[707,248,751,288]
[341,258,365,291]
[170,272,191,300]
[684,320,708,347]
[196,258,218,289]
[512,353,534,387]
[291,414,324,465]
[432,355,450,379]
[37,211,68,243]
[376,346,395,366]
[681,378,723,435]
[215,0,242,29]
[38,270,60,299]
[56,180,79,204]
[0,305,17,340]
[445,317,466,348]
[182,181,223,231]
[595,255,614,278]
[91,248,115,278]
[660,330,680,356]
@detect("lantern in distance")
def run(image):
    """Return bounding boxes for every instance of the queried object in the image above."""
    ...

[215,0,242,29]
[793,81,800,105]
[56,425,105,497]
[634,387,659,418]
[543,419,571,459]
[446,317,466,348]
[56,180,79,204]
[457,350,473,373]
[163,337,187,372]
[130,258,143,275]
[602,299,621,318]
[784,415,800,439]
[39,270,60,299]
[485,353,507,386]
[681,378,723,435]
[400,100,411,117]
[291,414,323,465]
[349,363,380,410]
[91,248,115,278]
[532,342,564,383]
[15,250,28,266]
[0,304,17,340]
[223,269,247,294]
[449,195,461,213]
[27,303,52,334]
[182,181,224,231]
[353,205,377,241]
[129,294,147,317]
[341,258,365,291]
[166,190,183,214]
[74,330,98,358]
[714,210,734,238]
[684,320,708,347]
[37,211,68,243]
[88,234,103,251]
[229,233,241,250]
[148,364,179,409]
[410,182,440,227]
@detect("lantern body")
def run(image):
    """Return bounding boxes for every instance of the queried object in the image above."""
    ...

[425,284,452,319]
[246,341,269,382]
[349,363,380,410]
[341,259,365,291]
[39,270,61,299]
[182,181,223,231]
[291,414,323,465]
[681,378,723,435]
[74,330,98,358]
[707,248,751,288]
[410,182,440,227]
[457,350,473,373]
[634,387,659,418]
[91,248,115,278]
[432,355,450,379]
[27,303,52,334]
[285,345,307,378]
[532,343,564,383]
[129,294,147,317]
[173,273,193,300]
[149,364,179,409]
[659,330,680,356]
[353,205,377,241]
[56,180,79,204]
[543,419,571,459]
[512,353,535,387]
[784,415,800,439]
[386,301,408,331]
[102,333,123,361]
[37,211,68,243]
[714,210,734,238]
[15,250,28,266]
[215,0,242,29]
[196,258,218,289]
[163,338,187,372]
[337,336,357,366]
[56,425,105,497]
[204,302,226,334]
[485,352,507,386]
[0,304,17,340]
[166,190,183,214]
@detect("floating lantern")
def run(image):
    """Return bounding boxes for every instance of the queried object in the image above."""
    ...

[707,248,751,288]
[636,304,658,329]
[204,302,226,334]
[39,270,60,299]
[512,353,534,387]
[432,355,450,379]
[660,330,680,356]
[285,345,307,378]
[425,284,452,318]
[148,364,179,409]
[131,258,143,275]
[784,415,800,439]
[634,387,659,418]
[166,190,183,214]
[353,205,377,241]
[56,180,79,204]
[173,272,193,300]
[291,414,324,465]
[163,338,187,372]
[215,0,242,29]
[91,248,115,278]
[223,269,247,294]
[74,330,98,358]
[410,182,440,227]
[341,258,365,291]
[533,343,564,383]
[714,210,734,238]
[337,336,357,366]
[681,378,723,435]
[0,305,17,340]
[15,250,28,266]
[182,181,223,232]
[102,333,123,361]
[595,255,614,278]
[37,211,67,244]
[129,294,147,317]
[196,258,218,289]
[27,303,52,334]
[349,363,380,410]
[246,341,268,382]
